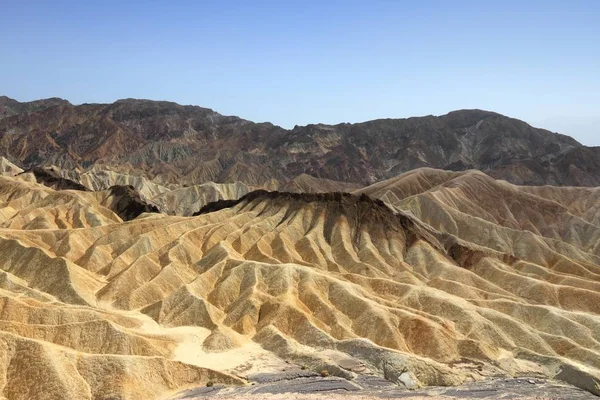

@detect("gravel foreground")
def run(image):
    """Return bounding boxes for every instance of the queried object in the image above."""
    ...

[191,396,570,400]
[173,374,598,400]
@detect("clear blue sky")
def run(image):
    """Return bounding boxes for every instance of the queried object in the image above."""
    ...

[1,0,598,145]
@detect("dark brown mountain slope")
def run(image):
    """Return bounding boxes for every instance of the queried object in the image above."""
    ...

[0,96,70,119]
[0,96,598,187]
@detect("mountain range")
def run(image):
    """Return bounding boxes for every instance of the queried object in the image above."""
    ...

[1,96,599,189]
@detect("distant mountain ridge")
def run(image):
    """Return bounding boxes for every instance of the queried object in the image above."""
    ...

[0,96,598,187]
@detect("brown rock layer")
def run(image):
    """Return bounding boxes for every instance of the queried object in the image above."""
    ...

[1,97,598,188]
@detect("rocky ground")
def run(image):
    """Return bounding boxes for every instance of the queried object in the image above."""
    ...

[172,371,598,400]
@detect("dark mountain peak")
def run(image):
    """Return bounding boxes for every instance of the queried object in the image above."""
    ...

[0,96,71,119]
[440,109,582,146]
[101,98,251,128]
[0,95,69,104]
[440,109,501,127]
[0,95,17,103]
[109,98,216,113]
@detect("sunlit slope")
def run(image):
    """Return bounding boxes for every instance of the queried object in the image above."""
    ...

[0,173,599,398]
[0,158,22,177]
[0,175,121,229]
[356,168,600,260]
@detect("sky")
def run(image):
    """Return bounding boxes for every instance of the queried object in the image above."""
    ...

[1,0,598,145]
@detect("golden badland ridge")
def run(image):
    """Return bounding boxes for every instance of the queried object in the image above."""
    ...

[0,167,599,399]
[0,163,600,399]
